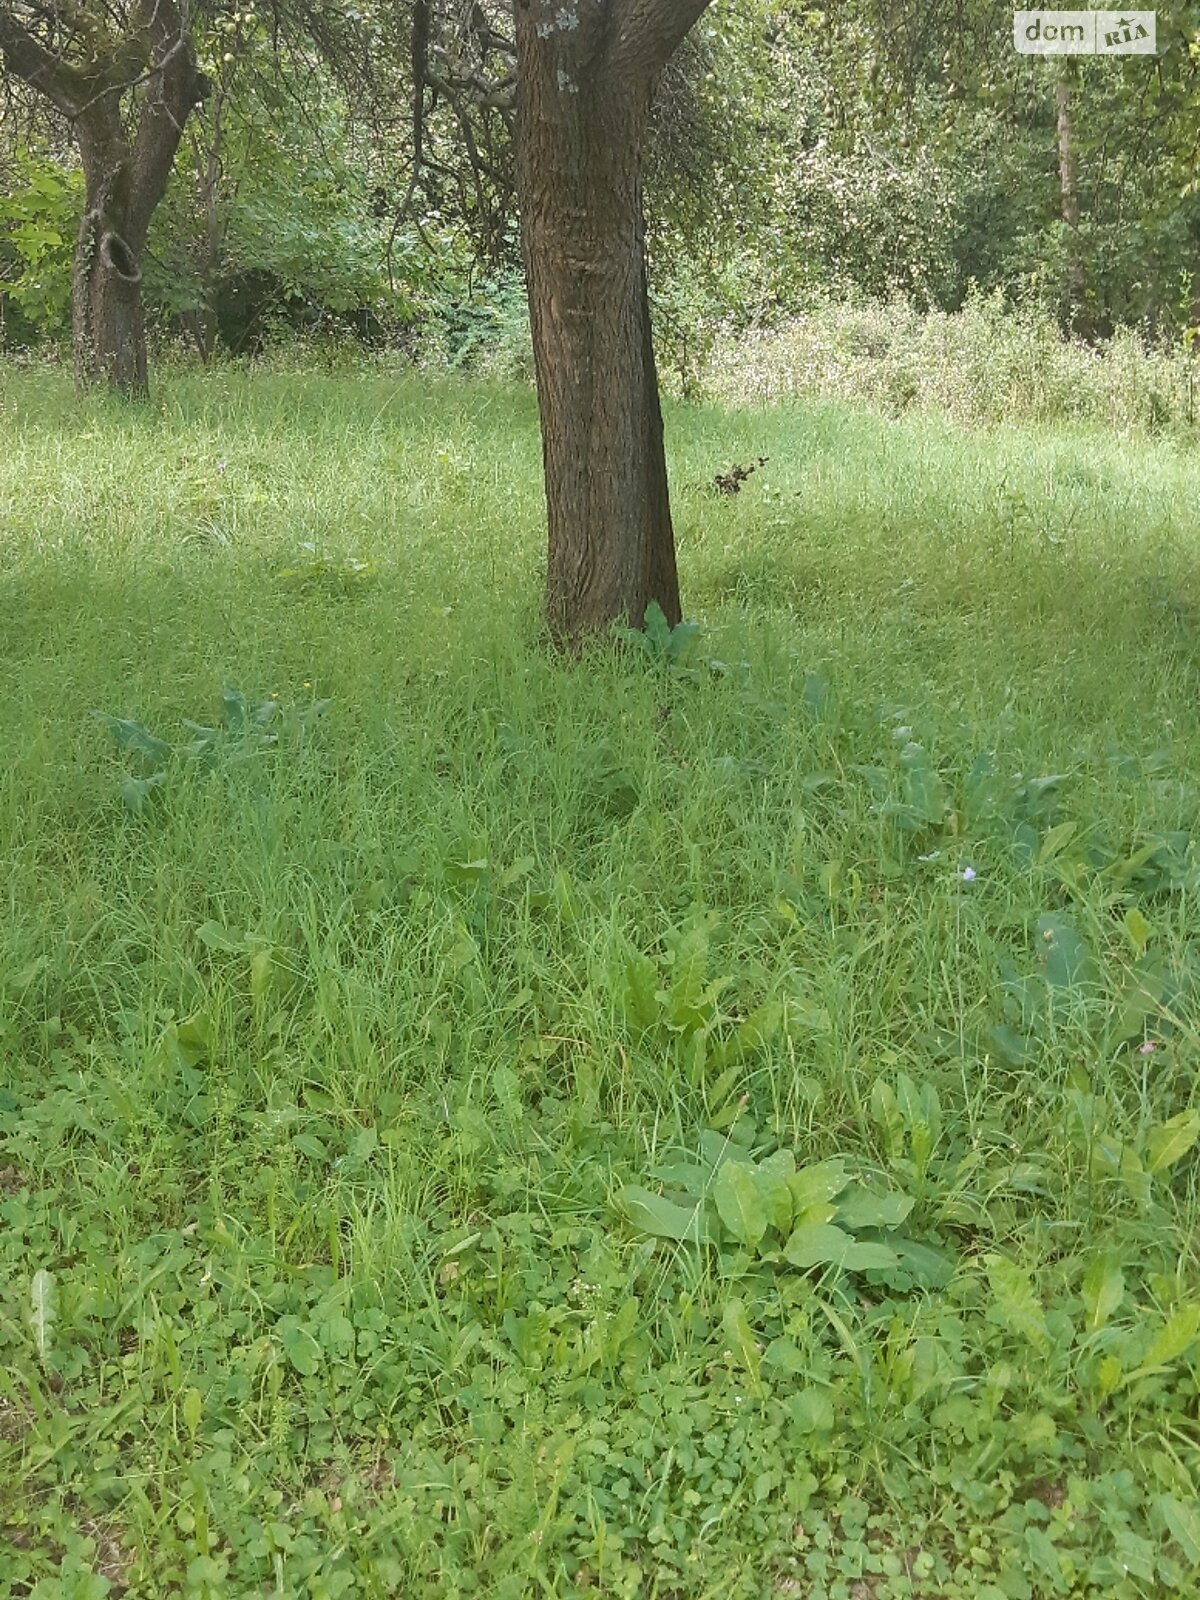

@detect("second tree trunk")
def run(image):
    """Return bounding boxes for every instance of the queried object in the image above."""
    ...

[515,28,681,645]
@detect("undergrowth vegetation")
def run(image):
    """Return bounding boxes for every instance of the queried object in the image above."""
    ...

[705,295,1200,434]
[2,366,1200,1598]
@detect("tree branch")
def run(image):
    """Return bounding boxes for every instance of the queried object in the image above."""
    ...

[126,0,207,249]
[393,0,429,228]
[426,59,515,112]
[0,9,89,116]
[70,34,185,119]
[608,0,715,86]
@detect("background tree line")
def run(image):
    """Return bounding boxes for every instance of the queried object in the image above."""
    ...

[3,0,1197,368]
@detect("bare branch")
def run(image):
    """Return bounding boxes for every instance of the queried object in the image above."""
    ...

[0,8,89,116]
[69,34,185,120]
[426,58,515,111]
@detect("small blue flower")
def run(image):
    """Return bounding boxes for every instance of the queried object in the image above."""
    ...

[960,866,977,882]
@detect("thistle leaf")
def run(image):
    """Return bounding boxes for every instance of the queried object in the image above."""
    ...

[29,1268,57,1365]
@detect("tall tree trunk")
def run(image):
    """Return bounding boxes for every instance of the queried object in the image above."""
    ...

[74,113,149,396]
[1055,66,1088,337]
[514,0,709,645]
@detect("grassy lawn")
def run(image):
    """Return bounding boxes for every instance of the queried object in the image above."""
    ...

[2,364,1199,1598]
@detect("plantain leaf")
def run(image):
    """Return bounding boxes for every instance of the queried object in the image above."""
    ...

[712,1159,768,1249]
[836,1184,914,1230]
[784,1221,858,1270]
[790,1386,835,1434]
[843,1240,901,1269]
[788,1159,849,1213]
[1038,820,1080,863]
[174,1012,214,1066]
[647,1162,710,1197]
[888,1237,955,1287]
[221,684,247,730]
[182,1386,203,1438]
[1036,913,1096,991]
[1081,1253,1125,1331]
[755,1149,795,1233]
[1108,956,1166,1047]
[616,1185,711,1244]
[721,1298,763,1394]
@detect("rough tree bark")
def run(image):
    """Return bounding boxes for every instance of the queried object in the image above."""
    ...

[0,1,206,397]
[513,0,711,645]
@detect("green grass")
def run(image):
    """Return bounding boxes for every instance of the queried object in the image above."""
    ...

[2,362,1200,1599]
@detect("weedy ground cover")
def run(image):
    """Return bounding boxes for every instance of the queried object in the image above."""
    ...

[704,295,1200,435]
[1,364,1199,1598]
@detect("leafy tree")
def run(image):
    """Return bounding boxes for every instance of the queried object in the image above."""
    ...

[813,0,1200,336]
[0,147,80,339]
[151,22,416,358]
[0,0,207,394]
